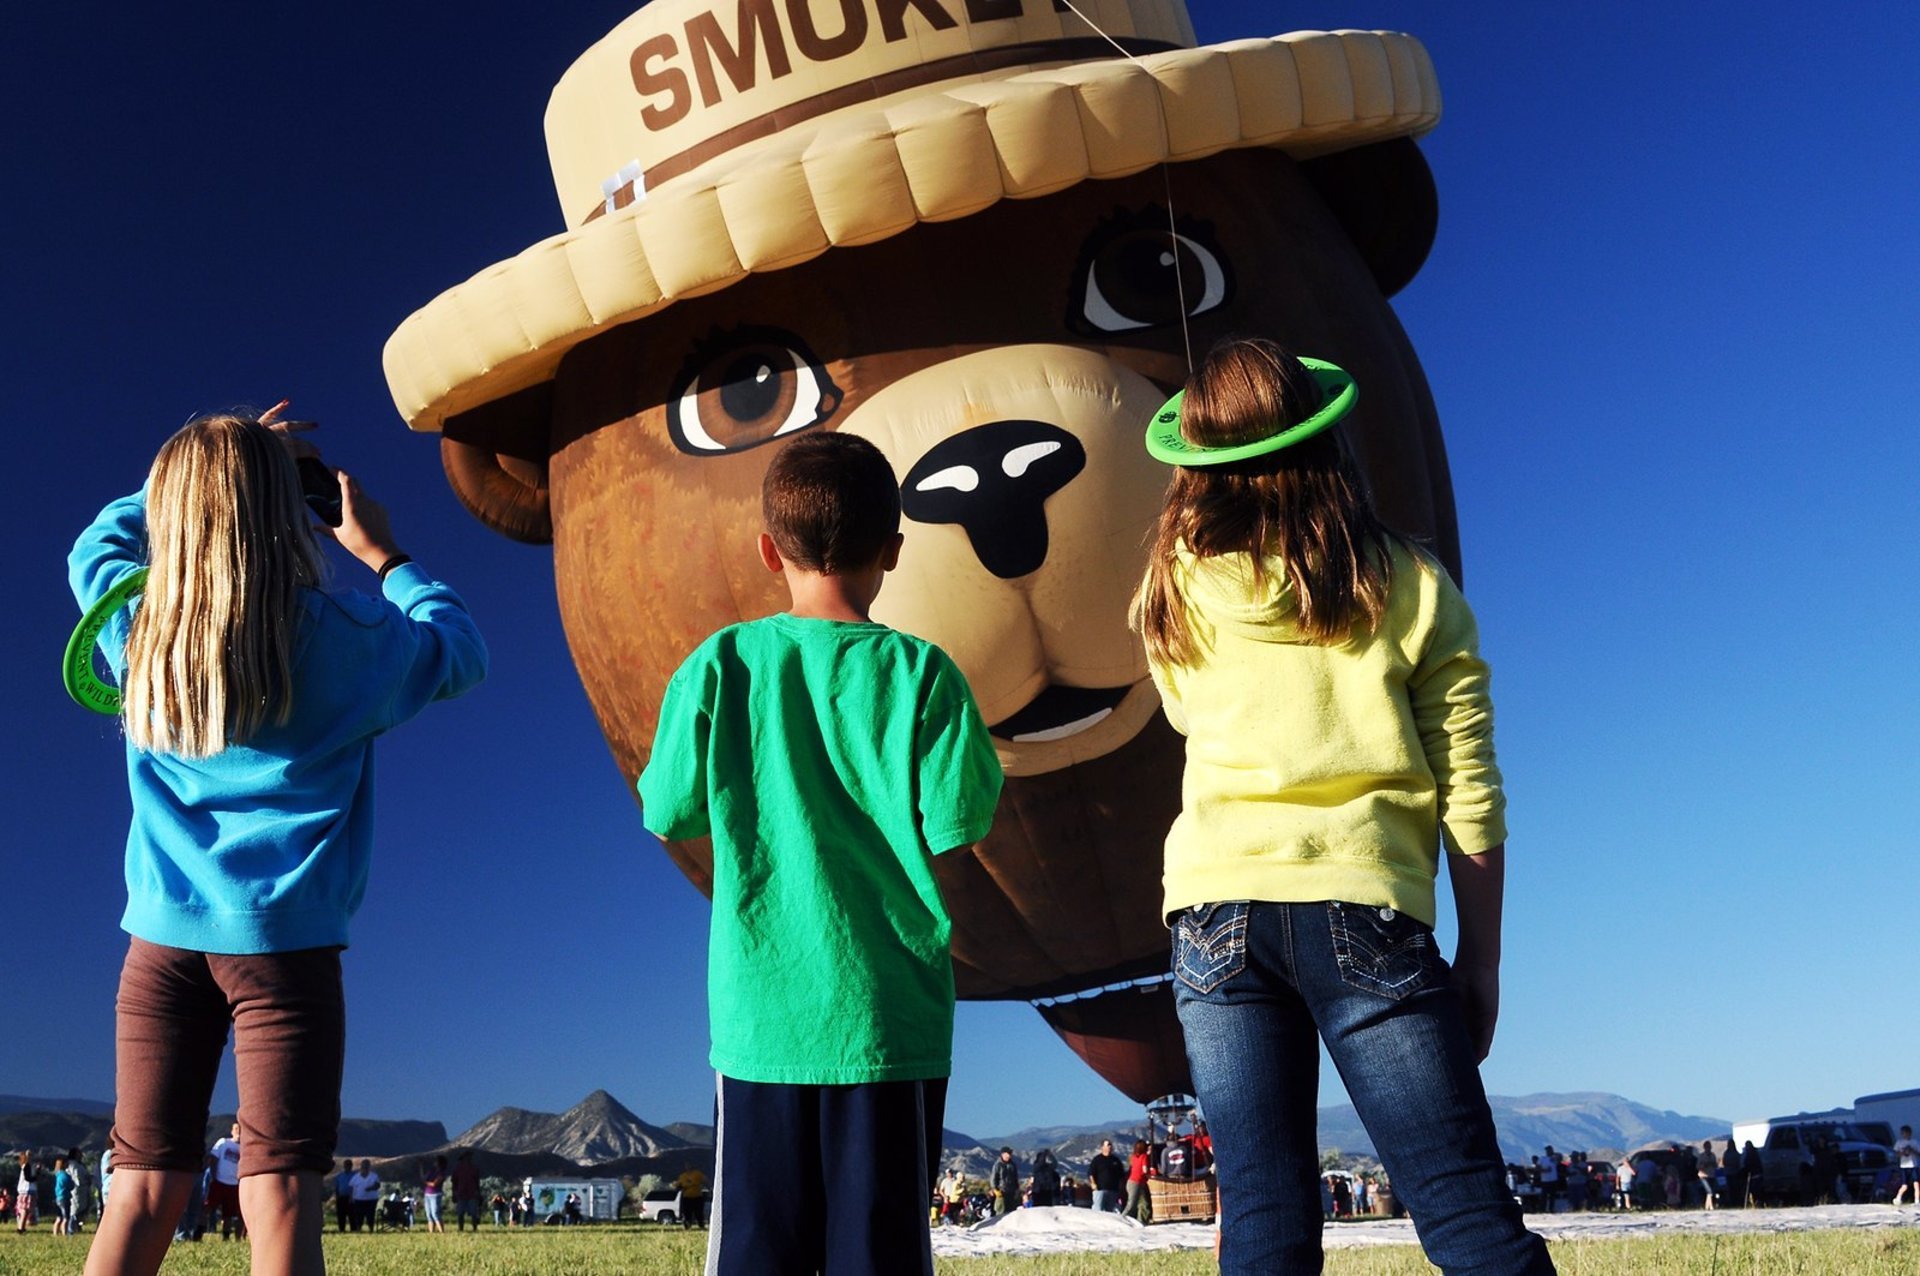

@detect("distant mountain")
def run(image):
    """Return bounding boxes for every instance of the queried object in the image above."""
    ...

[1491,1092,1729,1161]
[452,1090,691,1164]
[665,1122,714,1148]
[0,1110,452,1161]
[0,1095,113,1118]
[0,1111,113,1152]
[338,1118,450,1158]
[1306,1092,1729,1164]
[204,1114,446,1159]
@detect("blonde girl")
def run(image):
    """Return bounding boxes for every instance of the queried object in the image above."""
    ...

[1134,338,1553,1275]
[70,413,486,1276]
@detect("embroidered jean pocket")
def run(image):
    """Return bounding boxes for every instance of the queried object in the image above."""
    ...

[1329,902,1440,1000]
[1172,903,1249,995]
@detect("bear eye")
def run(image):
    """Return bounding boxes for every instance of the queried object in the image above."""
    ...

[667,328,842,455]
[1072,214,1232,334]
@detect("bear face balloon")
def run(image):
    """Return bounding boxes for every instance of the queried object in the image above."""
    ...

[388,0,1452,1102]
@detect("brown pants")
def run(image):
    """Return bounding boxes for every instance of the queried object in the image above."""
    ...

[110,937,344,1177]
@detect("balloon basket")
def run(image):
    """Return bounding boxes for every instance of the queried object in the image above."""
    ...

[1148,1175,1217,1223]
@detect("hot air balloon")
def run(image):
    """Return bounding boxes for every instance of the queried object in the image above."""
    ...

[385,0,1453,1103]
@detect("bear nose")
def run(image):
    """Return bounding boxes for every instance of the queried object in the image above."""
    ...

[901,421,1088,580]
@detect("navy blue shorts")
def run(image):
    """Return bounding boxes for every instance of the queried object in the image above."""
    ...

[707,1074,946,1276]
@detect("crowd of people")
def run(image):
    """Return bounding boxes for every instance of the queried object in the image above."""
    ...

[6,1148,97,1235]
[931,1128,1220,1227]
[1510,1133,1918,1214]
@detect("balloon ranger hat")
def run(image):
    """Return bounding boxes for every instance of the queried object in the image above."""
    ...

[1144,357,1356,466]
[383,0,1441,439]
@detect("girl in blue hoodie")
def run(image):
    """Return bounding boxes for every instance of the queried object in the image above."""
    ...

[70,413,486,1276]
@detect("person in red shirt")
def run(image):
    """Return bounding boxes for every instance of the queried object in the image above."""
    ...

[1125,1141,1153,1223]
[449,1152,482,1232]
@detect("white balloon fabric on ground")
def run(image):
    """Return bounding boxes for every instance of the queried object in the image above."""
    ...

[928,1203,1920,1258]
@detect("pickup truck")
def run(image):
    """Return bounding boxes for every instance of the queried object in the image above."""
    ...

[1737,1120,1894,1205]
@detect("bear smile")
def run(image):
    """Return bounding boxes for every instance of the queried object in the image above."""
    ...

[989,683,1133,743]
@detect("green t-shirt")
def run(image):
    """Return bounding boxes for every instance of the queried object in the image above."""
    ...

[638,614,1003,1084]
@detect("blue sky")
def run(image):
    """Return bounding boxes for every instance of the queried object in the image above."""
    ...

[4,0,1917,1142]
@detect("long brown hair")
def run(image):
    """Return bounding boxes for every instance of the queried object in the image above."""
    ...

[122,415,324,757]
[1131,338,1404,666]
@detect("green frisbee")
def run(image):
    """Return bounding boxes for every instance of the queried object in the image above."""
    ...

[1144,357,1358,466]
[64,567,147,715]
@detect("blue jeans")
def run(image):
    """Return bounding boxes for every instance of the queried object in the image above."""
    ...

[1173,901,1554,1276]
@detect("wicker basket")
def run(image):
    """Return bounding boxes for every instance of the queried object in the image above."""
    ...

[1147,1175,1217,1223]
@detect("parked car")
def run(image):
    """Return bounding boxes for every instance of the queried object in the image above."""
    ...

[638,1189,681,1224]
[1733,1120,1893,1205]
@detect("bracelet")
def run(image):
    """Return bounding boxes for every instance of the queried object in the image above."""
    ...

[376,554,413,582]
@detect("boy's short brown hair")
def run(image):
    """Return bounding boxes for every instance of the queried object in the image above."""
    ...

[761,432,901,572]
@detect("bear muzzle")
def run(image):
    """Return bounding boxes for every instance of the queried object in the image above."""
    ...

[843,344,1170,777]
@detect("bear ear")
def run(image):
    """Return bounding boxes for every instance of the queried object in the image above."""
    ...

[1298,137,1438,299]
[439,383,554,545]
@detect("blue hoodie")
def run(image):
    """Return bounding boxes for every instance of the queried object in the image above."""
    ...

[69,491,488,954]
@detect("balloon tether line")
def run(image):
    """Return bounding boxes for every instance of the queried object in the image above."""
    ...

[1056,0,1195,377]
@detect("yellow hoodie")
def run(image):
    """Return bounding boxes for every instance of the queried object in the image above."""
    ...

[1146,541,1505,927]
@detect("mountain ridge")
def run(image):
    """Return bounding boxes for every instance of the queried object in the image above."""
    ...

[451,1089,690,1163]
[0,1090,1734,1173]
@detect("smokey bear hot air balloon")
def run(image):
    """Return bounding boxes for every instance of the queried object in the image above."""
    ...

[385,0,1454,1102]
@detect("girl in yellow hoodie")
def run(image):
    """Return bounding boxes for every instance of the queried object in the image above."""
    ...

[1133,338,1553,1275]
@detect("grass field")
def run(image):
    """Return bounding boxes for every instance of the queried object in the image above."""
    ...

[2,1225,1918,1275]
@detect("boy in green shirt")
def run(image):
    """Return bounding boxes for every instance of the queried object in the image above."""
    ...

[640,432,1002,1276]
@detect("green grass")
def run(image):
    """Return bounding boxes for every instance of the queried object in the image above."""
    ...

[1,1225,1916,1275]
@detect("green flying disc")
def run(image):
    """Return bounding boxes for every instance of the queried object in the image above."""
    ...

[1144,358,1357,466]
[64,567,147,715]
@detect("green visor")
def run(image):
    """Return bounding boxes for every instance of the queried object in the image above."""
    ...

[1144,357,1357,466]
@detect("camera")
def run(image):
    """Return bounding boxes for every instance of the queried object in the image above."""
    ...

[296,452,343,527]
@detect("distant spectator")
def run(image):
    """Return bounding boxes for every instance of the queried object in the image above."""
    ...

[1739,1141,1762,1207]
[516,1187,533,1227]
[1029,1149,1060,1207]
[1696,1143,1720,1210]
[451,1150,483,1232]
[1088,1139,1125,1213]
[990,1149,1020,1217]
[349,1159,381,1232]
[1894,1126,1918,1205]
[1124,1141,1152,1223]
[1159,1136,1194,1182]
[333,1161,353,1233]
[67,1148,91,1232]
[52,1157,74,1236]
[938,1168,967,1225]
[490,1190,509,1227]
[563,1190,583,1225]
[206,1123,245,1240]
[15,1153,37,1231]
[1564,1158,1587,1213]
[420,1154,447,1233]
[1808,1137,1843,1205]
[173,1162,209,1241]
[675,1167,707,1229]
[1539,1146,1562,1209]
